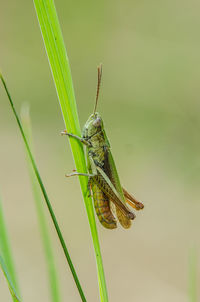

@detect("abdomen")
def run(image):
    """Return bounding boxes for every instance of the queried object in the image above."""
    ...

[92,182,117,229]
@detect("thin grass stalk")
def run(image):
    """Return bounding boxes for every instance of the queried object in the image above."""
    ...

[33,0,108,301]
[0,197,20,300]
[0,254,21,302]
[0,74,86,302]
[21,105,61,302]
[188,247,197,302]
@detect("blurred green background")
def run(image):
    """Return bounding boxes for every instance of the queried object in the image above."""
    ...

[1,0,200,301]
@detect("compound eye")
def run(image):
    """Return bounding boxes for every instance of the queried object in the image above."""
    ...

[93,117,101,127]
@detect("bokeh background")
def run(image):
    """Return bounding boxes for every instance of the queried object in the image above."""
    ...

[1,0,200,301]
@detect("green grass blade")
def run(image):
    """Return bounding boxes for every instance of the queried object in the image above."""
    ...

[188,247,197,302]
[0,75,86,301]
[32,0,108,301]
[0,197,20,300]
[0,254,21,302]
[21,105,61,302]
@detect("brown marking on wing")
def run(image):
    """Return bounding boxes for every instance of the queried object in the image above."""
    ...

[115,208,131,229]
[93,173,135,220]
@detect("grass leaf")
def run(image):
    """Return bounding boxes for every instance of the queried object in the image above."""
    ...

[0,254,21,302]
[33,0,108,301]
[0,197,20,300]
[188,247,197,302]
[0,73,86,301]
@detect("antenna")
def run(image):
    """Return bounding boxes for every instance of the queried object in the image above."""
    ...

[93,63,102,114]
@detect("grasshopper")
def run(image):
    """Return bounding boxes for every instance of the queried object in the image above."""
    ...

[62,64,144,229]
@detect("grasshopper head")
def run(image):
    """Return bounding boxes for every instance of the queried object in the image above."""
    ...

[82,112,104,139]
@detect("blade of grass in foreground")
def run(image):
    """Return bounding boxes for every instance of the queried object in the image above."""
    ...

[21,104,61,302]
[0,255,21,302]
[0,74,86,302]
[0,197,20,300]
[188,247,197,302]
[33,0,108,301]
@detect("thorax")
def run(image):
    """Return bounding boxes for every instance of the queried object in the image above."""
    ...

[87,131,108,167]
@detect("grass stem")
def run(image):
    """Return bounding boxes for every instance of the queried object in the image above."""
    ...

[33,0,108,300]
[0,74,86,302]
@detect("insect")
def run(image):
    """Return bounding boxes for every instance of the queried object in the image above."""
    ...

[62,64,144,229]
